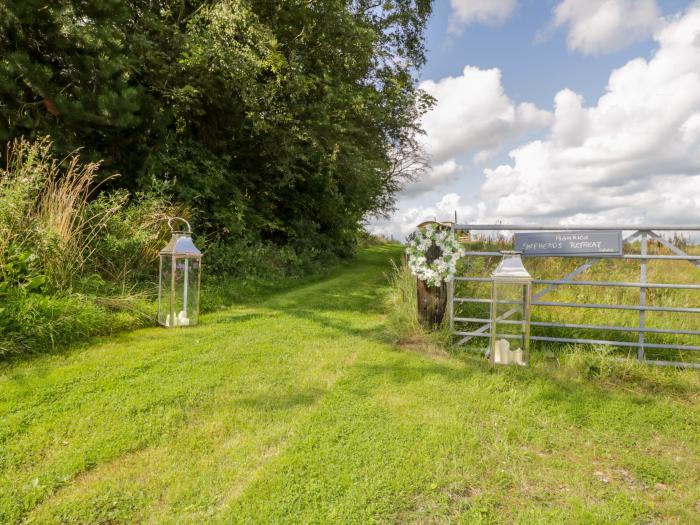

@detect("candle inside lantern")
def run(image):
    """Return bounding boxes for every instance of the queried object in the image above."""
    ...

[493,339,526,365]
[495,339,509,364]
[512,348,525,366]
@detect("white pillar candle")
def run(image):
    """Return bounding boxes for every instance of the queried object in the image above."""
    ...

[495,339,510,364]
[513,348,525,366]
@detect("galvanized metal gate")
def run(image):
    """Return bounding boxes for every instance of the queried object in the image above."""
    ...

[448,225,700,369]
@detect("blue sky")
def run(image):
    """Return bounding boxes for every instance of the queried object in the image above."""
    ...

[371,0,700,239]
[424,0,665,106]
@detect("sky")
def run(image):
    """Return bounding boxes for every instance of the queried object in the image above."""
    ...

[368,0,700,240]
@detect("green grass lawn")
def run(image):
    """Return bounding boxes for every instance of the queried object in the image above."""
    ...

[1,245,699,524]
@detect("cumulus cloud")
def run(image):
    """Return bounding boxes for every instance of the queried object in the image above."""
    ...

[419,67,551,165]
[401,159,461,197]
[368,194,481,240]
[401,67,550,197]
[480,4,700,222]
[553,0,661,54]
[403,66,551,196]
[449,0,519,33]
[377,4,700,238]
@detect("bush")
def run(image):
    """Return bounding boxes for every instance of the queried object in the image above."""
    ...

[198,238,337,312]
[0,138,173,357]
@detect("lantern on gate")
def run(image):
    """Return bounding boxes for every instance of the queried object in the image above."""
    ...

[490,251,532,366]
[158,217,202,327]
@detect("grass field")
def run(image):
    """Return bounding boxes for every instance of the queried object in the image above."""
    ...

[1,245,700,524]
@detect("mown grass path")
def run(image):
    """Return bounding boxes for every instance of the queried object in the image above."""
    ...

[1,246,699,524]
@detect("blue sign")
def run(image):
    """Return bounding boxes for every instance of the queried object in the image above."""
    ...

[514,230,622,256]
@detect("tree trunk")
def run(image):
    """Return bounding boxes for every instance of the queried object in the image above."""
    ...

[417,279,447,329]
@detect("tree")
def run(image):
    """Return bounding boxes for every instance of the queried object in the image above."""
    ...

[0,0,433,256]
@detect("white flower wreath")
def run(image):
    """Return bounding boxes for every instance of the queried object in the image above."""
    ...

[406,225,466,287]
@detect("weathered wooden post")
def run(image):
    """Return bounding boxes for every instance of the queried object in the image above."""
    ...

[417,278,448,329]
[416,221,449,329]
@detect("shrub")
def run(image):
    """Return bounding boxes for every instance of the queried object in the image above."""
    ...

[0,137,174,357]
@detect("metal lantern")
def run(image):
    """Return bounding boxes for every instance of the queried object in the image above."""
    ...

[490,251,532,366]
[158,218,202,327]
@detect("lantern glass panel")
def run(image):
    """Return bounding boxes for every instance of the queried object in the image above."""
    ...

[172,256,200,327]
[491,282,528,365]
[158,255,173,326]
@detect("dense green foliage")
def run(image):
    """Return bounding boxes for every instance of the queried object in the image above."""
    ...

[2,246,699,523]
[0,0,432,255]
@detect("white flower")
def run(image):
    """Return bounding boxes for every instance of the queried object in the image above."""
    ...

[405,227,464,286]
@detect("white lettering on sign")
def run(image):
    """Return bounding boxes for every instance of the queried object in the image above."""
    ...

[555,234,593,242]
[570,241,602,249]
[522,242,563,250]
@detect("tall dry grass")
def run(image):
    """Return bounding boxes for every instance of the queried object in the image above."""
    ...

[0,137,176,356]
[1,137,172,291]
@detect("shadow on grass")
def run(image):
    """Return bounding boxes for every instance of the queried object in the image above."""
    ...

[235,387,327,413]
[206,312,266,326]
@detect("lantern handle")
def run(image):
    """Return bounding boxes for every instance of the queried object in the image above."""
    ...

[167,217,192,234]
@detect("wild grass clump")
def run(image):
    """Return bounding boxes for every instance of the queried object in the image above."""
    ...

[384,257,450,355]
[553,344,700,393]
[0,138,173,357]
[199,238,340,311]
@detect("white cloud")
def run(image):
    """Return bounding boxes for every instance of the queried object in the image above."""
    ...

[449,0,518,33]
[401,159,461,197]
[401,67,550,197]
[368,194,481,240]
[553,0,661,54]
[480,4,700,222]
[410,66,551,195]
[378,4,700,239]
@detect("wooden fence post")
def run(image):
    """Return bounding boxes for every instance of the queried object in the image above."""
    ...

[417,279,448,329]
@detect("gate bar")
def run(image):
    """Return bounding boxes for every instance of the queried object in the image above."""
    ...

[456,277,700,290]
[530,335,700,352]
[533,280,700,290]
[532,301,700,313]
[639,232,648,361]
[453,317,700,336]
[454,333,700,351]
[455,224,700,231]
[642,359,700,369]
[461,251,700,261]
[453,300,700,312]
